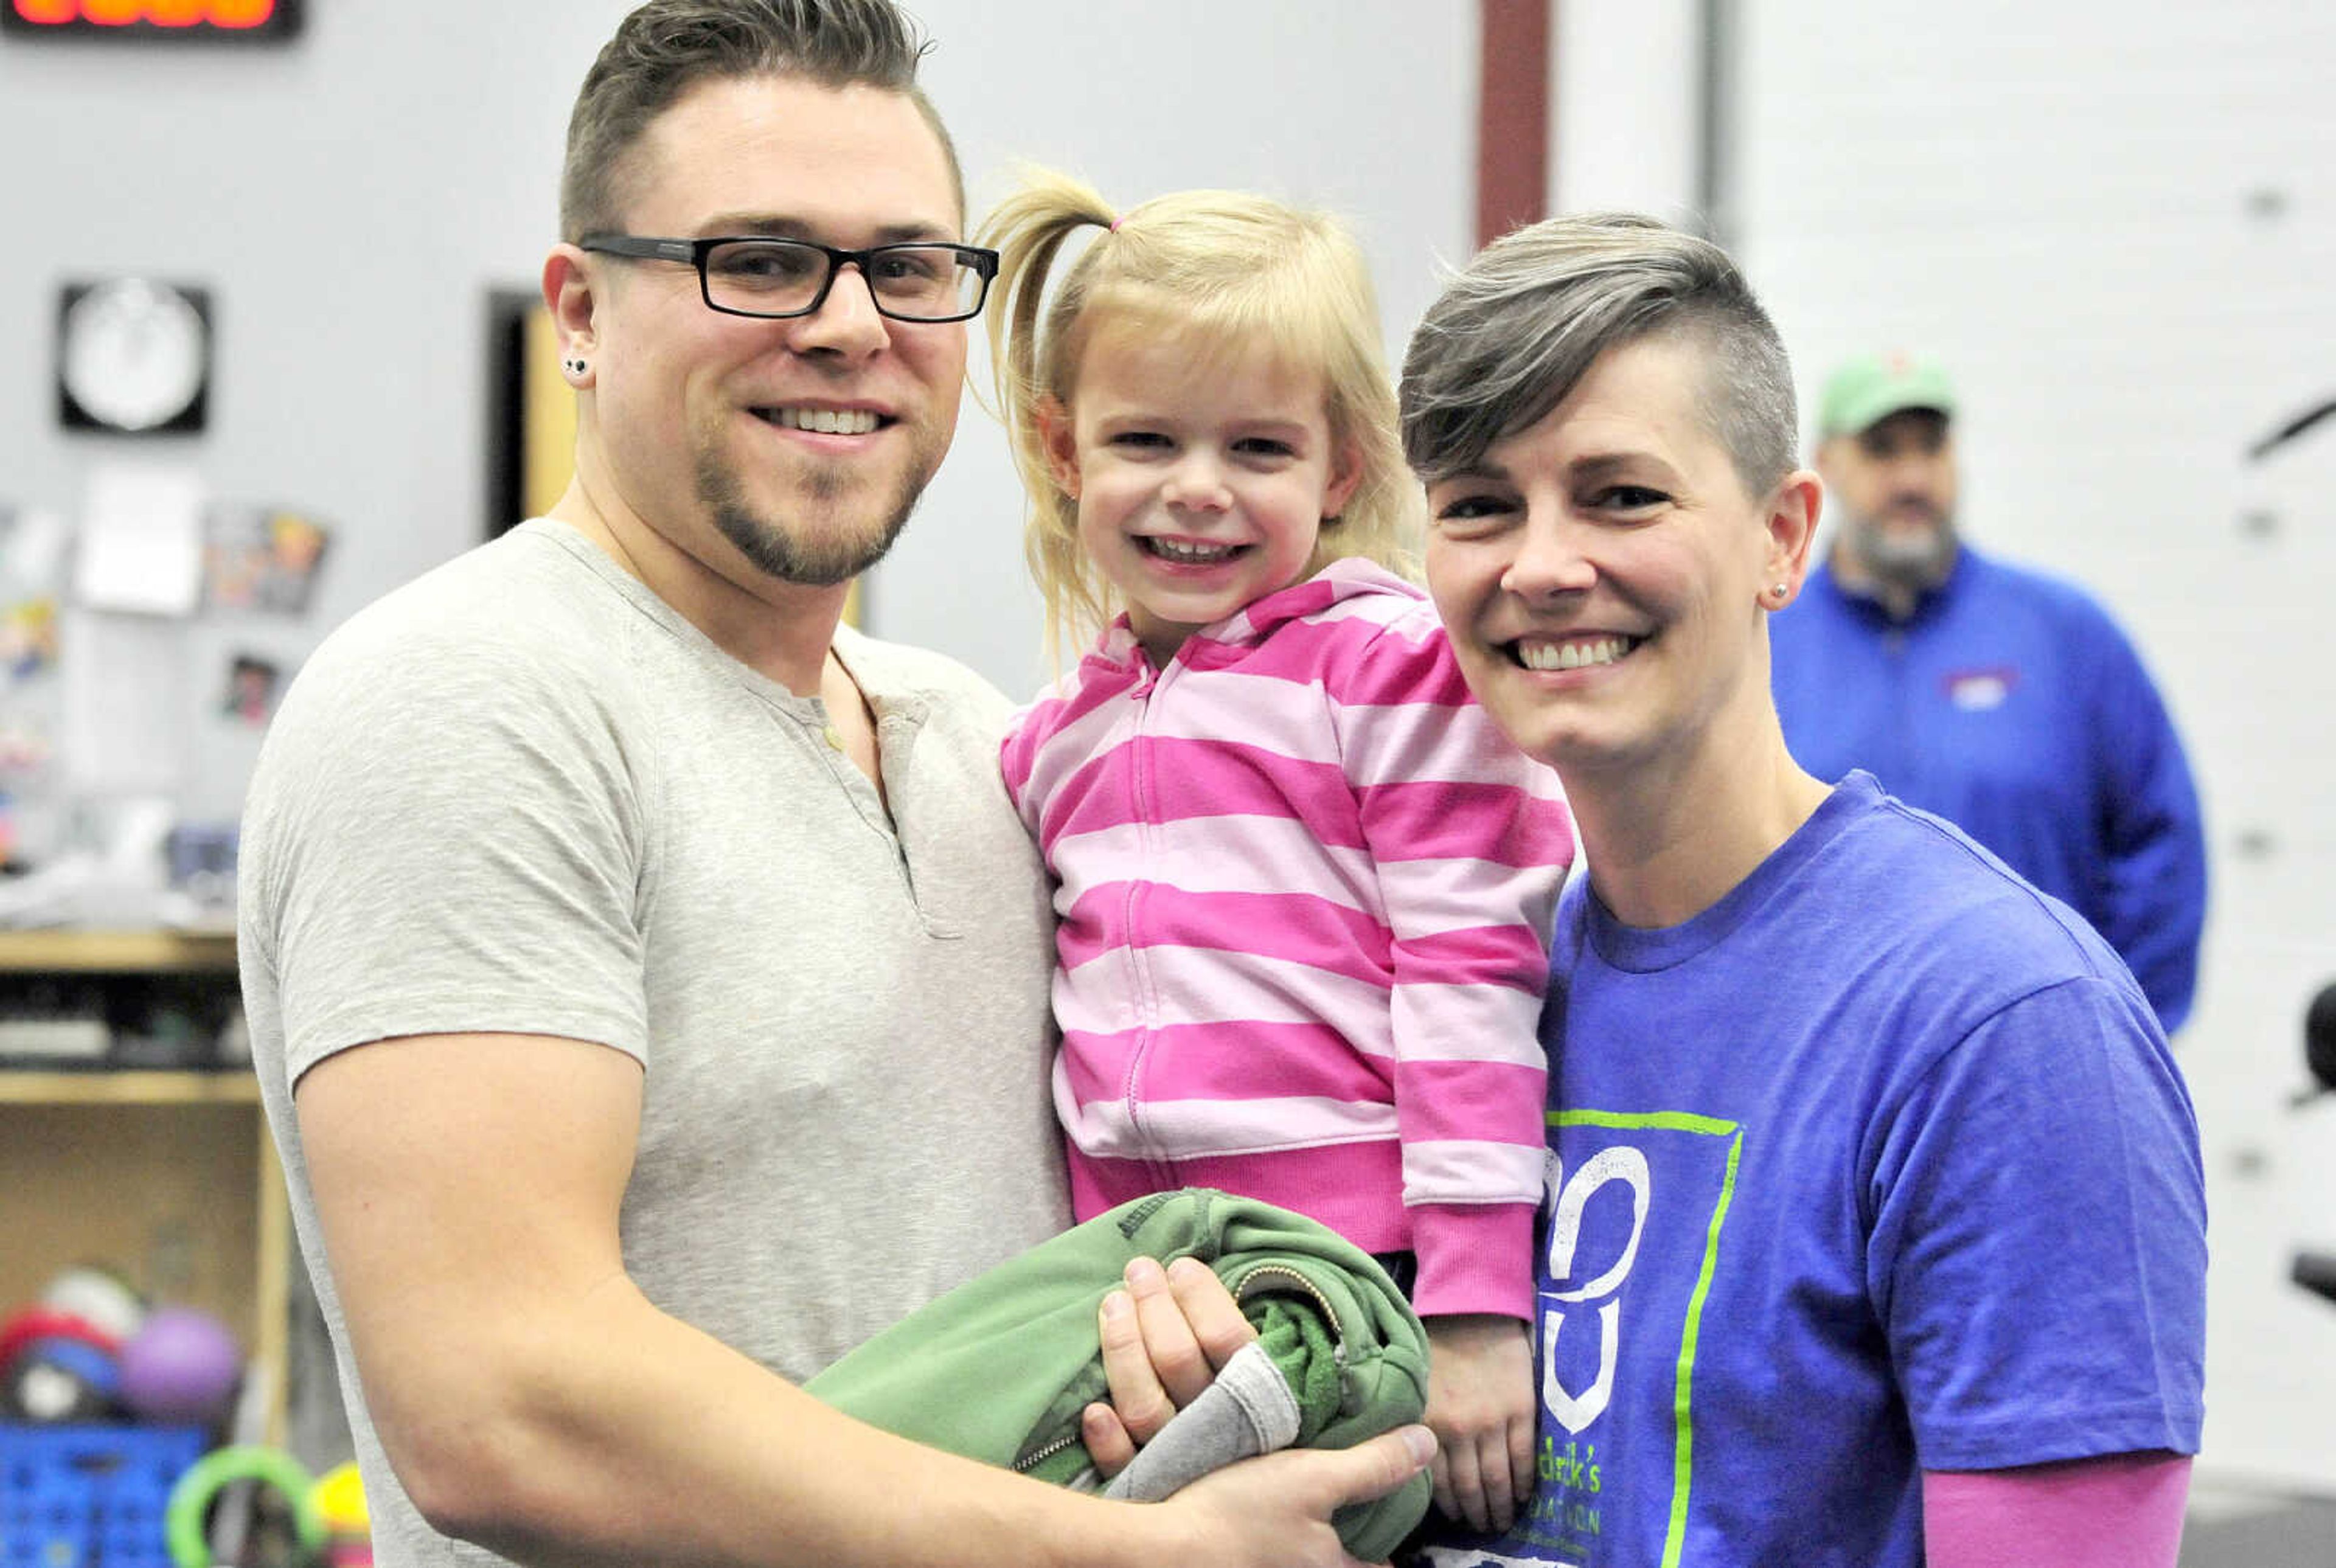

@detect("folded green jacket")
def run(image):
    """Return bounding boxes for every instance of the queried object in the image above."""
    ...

[806,1187,1432,1560]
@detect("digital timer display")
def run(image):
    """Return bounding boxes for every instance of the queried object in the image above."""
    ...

[2,0,302,38]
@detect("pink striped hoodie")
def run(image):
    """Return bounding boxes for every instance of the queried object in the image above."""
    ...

[1002,560,1575,1319]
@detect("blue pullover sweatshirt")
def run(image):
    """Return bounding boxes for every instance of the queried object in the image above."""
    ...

[1770,546,2206,1032]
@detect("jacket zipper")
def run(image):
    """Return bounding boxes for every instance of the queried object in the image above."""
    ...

[1120,659,1174,1184]
[1012,1431,1086,1474]
[1229,1263,1349,1367]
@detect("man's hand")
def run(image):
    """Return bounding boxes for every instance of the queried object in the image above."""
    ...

[1151,1425,1439,1568]
[1082,1255,1259,1474]
[1423,1313,1537,1534]
[1066,1254,1441,1564]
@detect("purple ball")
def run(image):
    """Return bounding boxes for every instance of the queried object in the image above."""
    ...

[117,1305,243,1426]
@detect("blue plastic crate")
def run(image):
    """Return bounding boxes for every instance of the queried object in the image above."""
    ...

[1,1423,208,1568]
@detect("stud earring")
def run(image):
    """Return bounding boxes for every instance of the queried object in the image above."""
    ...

[566,358,588,376]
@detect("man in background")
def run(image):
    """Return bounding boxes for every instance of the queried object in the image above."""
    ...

[1771,352,2208,1032]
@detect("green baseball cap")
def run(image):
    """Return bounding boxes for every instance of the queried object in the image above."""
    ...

[1816,351,1956,439]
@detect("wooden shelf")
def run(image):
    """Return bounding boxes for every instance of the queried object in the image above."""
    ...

[0,1069,259,1105]
[0,935,285,1446]
[0,929,237,973]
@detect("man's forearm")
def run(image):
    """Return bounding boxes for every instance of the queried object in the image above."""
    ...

[371,1273,1161,1568]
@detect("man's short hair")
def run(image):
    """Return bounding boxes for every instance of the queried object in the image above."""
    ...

[1400,213,1798,498]
[560,0,963,241]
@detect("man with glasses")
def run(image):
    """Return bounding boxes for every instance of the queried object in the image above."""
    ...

[236,4,1431,1566]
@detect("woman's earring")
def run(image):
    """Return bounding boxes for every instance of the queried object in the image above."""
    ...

[566,358,589,378]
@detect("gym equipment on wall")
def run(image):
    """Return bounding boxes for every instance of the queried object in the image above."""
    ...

[2290,980,2336,1308]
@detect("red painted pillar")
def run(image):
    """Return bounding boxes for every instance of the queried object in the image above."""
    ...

[1477,0,1552,249]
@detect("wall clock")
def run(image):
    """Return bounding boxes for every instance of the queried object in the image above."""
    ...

[56,278,213,435]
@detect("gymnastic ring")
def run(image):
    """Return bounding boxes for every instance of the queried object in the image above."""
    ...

[165,1445,327,1568]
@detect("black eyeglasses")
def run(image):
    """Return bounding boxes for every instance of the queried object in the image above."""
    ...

[577,234,998,323]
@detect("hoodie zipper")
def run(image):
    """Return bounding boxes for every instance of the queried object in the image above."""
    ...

[1012,1431,1086,1474]
[1229,1263,1349,1367]
[1119,656,1176,1185]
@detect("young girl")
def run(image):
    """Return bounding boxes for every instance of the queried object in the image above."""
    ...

[982,169,1577,1536]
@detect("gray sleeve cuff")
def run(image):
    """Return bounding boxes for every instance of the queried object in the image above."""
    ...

[1100,1338,1303,1503]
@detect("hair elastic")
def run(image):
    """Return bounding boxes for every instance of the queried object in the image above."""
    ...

[1108,215,1125,232]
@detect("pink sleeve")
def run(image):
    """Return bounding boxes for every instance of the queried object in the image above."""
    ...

[998,703,1035,815]
[996,651,1131,842]
[1335,615,1575,1320]
[1922,1453,2191,1568]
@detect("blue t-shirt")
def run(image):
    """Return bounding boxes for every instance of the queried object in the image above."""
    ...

[1420,773,2204,1568]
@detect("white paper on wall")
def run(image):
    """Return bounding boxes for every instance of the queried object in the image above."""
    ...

[74,462,207,617]
[59,607,189,797]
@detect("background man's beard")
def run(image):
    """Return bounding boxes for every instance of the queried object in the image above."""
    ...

[697,455,922,588]
[1847,505,1958,589]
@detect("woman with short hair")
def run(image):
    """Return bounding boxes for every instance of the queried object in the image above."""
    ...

[1399,213,2205,1568]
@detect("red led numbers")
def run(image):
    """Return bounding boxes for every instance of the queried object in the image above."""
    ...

[4,0,298,34]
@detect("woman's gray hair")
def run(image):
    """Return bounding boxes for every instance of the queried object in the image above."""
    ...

[1399,213,1798,496]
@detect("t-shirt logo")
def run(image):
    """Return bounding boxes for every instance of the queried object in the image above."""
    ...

[1542,1144,1650,1432]
[1423,1112,1747,1568]
[1942,665,2017,710]
[1520,1111,1746,1567]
